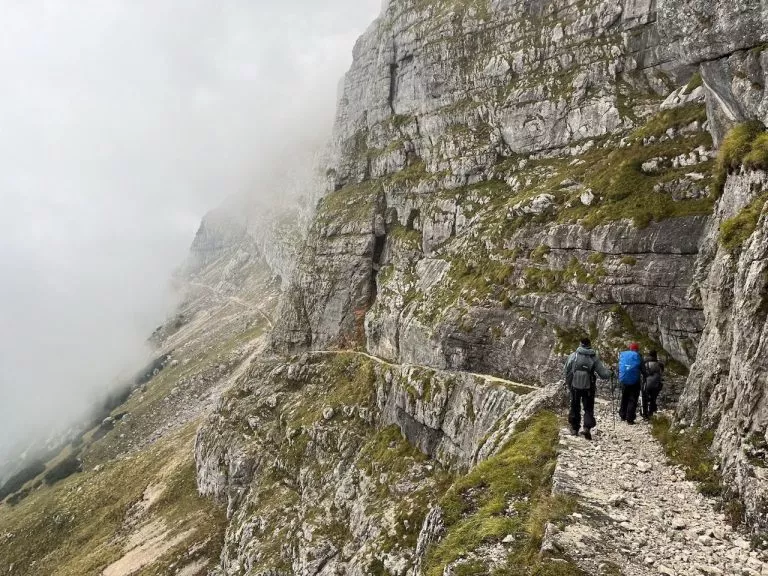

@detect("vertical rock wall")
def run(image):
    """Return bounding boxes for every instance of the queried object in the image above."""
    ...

[679,170,768,527]
[655,0,768,530]
[271,0,716,388]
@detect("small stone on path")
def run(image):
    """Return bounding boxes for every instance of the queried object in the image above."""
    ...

[671,518,687,530]
[637,461,652,473]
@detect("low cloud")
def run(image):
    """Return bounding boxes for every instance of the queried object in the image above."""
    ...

[0,0,381,464]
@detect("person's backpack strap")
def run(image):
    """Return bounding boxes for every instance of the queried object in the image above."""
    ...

[565,353,575,388]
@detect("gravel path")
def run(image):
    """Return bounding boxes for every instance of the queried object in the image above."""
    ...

[548,402,767,576]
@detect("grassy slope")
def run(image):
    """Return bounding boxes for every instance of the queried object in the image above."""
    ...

[0,287,274,575]
[0,423,226,576]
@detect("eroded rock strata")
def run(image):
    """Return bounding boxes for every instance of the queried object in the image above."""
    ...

[196,0,768,573]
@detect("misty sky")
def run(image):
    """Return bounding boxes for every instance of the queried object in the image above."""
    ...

[0,0,382,464]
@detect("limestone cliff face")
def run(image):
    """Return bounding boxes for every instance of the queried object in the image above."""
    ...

[197,0,768,572]
[272,0,715,385]
[196,353,557,575]
[679,169,768,528]
[653,0,768,530]
[188,208,253,275]
[659,0,768,143]
[188,197,310,297]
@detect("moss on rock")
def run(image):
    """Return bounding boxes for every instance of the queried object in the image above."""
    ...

[651,416,721,496]
[713,121,766,197]
[425,412,585,576]
[719,193,768,253]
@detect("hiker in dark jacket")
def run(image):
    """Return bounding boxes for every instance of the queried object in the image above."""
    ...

[642,350,664,419]
[618,342,647,425]
[564,338,613,440]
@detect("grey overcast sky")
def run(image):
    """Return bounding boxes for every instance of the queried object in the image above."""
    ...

[0,0,382,464]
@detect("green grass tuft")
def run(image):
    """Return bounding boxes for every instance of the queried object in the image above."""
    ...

[523,258,604,294]
[425,412,586,576]
[651,416,721,496]
[316,181,378,227]
[685,72,703,94]
[743,133,768,171]
[553,120,715,229]
[633,103,708,141]
[719,193,768,253]
[713,121,766,197]
[359,425,427,477]
[530,245,551,263]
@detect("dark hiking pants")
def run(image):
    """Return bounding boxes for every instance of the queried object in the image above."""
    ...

[642,388,660,419]
[569,386,596,431]
[620,384,641,423]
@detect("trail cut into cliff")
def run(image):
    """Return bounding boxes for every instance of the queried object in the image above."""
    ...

[3,0,768,574]
[552,404,768,576]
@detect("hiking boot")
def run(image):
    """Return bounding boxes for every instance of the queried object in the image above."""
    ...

[569,427,579,436]
[627,420,636,425]
[583,430,592,441]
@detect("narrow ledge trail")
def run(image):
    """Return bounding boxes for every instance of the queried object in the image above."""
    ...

[548,400,768,576]
[270,348,766,575]
[304,349,543,391]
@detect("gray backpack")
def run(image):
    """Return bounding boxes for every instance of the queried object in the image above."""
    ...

[645,361,663,391]
[571,352,596,390]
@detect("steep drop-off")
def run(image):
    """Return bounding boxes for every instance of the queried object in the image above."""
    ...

[3,0,768,574]
[206,0,768,572]
[198,0,768,574]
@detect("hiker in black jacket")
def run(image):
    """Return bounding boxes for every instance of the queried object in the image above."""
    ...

[564,338,613,440]
[642,350,664,420]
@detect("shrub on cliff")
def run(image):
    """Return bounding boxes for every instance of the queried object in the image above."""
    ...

[713,121,767,197]
[719,193,768,253]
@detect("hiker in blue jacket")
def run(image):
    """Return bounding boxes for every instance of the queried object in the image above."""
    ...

[618,342,647,425]
[564,338,613,440]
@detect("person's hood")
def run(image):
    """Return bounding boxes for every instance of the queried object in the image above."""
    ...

[576,346,596,356]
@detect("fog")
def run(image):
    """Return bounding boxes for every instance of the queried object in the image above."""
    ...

[0,0,382,466]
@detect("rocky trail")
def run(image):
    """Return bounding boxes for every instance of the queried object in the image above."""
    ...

[548,401,768,576]
[301,348,767,576]
[189,281,274,328]
[305,349,543,390]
